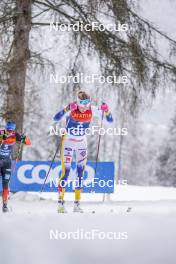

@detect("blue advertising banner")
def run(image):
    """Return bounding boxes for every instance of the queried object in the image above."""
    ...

[1,161,115,193]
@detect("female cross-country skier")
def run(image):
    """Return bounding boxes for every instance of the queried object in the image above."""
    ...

[53,91,113,213]
[0,121,31,212]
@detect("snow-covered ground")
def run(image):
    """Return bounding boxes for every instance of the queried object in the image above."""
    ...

[1,185,176,264]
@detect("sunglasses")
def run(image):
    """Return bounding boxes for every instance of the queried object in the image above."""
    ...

[6,130,15,133]
[79,99,91,105]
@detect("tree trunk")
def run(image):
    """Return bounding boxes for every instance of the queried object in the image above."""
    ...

[6,0,32,157]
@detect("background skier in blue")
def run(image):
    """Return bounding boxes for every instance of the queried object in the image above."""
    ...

[0,121,31,212]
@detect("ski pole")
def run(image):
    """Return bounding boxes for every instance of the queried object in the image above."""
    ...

[94,106,105,180]
[12,140,23,175]
[0,140,3,149]
[40,137,62,194]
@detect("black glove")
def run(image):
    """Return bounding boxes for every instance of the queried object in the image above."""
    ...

[2,134,7,140]
[21,134,26,143]
[0,131,8,140]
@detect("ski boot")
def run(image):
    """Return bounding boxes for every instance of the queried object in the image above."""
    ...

[73,201,83,213]
[58,200,67,214]
[2,202,9,213]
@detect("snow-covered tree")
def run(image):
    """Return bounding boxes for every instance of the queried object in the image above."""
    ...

[155,111,176,186]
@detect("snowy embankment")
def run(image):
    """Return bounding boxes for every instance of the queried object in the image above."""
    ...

[1,185,176,264]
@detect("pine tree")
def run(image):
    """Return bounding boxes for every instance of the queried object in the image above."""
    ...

[155,111,176,186]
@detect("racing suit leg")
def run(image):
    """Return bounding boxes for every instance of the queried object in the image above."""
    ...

[1,159,11,203]
[58,136,74,201]
[75,137,87,202]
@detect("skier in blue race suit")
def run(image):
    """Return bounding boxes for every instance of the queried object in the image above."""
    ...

[53,91,113,213]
